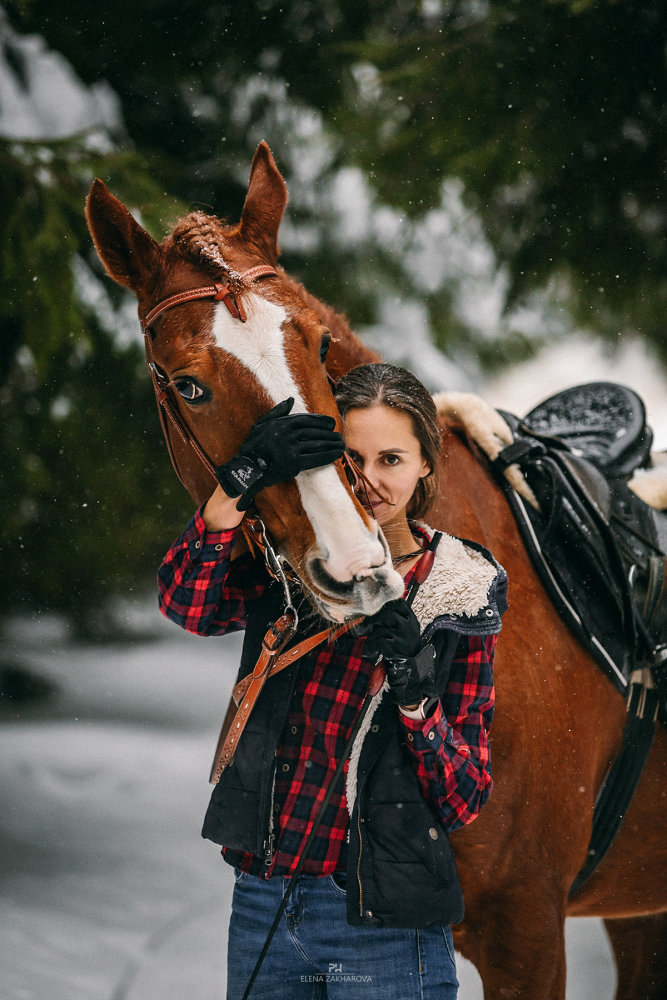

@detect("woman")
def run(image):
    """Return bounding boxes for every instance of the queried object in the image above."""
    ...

[158,363,507,999]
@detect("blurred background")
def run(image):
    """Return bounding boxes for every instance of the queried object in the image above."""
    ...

[1,2,665,997]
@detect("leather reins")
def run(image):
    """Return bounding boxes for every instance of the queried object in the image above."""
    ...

[239,530,443,1000]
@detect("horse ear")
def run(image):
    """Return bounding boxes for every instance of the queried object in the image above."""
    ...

[86,179,161,293]
[239,141,288,265]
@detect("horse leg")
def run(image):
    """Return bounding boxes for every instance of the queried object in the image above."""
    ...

[604,912,667,1000]
[455,891,567,1000]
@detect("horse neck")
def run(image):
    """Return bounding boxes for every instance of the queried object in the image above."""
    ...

[431,422,509,549]
[281,270,380,379]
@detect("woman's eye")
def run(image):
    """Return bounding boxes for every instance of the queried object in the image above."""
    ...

[383,454,400,466]
[173,378,210,405]
[319,332,331,363]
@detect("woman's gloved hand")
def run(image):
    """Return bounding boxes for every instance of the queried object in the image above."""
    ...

[215,398,345,510]
[362,599,421,661]
[362,599,438,707]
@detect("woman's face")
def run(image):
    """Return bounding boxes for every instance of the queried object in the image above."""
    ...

[343,404,431,528]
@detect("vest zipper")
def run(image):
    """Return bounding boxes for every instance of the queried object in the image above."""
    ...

[263,832,275,868]
[263,756,277,871]
[356,800,364,916]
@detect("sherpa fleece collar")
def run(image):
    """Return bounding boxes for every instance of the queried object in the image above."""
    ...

[409,523,499,630]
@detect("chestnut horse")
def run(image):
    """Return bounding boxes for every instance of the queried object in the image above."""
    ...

[86,143,666,999]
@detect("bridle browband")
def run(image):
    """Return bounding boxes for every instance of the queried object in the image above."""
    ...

[141,264,278,331]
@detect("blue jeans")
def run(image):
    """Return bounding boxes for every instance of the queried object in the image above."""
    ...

[227,870,458,999]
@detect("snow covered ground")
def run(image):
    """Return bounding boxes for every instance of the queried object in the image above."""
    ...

[1,601,617,1000]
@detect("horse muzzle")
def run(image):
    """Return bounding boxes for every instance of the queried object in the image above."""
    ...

[305,537,404,622]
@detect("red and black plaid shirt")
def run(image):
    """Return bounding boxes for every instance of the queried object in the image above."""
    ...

[158,509,496,879]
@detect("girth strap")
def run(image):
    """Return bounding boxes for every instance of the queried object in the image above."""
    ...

[570,671,659,896]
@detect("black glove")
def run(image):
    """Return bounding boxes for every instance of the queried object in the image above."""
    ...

[362,599,421,662]
[362,599,438,707]
[215,398,345,511]
[384,646,438,708]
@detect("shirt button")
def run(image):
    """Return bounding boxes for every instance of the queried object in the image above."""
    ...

[194,540,201,549]
[290,726,298,735]
[428,731,435,741]
[428,827,439,841]
[406,732,414,743]
[281,763,290,772]
[215,543,223,551]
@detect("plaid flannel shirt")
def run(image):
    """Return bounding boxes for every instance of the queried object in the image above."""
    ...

[158,509,496,878]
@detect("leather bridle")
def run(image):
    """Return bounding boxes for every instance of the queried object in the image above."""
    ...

[140,260,388,528]
[140,262,308,601]
[140,260,392,629]
[141,264,278,331]
[140,264,278,484]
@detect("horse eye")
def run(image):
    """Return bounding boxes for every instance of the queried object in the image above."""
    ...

[319,332,331,363]
[173,377,210,405]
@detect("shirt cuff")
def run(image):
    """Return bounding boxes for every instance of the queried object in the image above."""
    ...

[400,699,445,744]
[400,700,473,761]
[189,507,240,560]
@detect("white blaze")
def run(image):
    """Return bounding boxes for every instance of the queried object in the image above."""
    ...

[211,294,389,582]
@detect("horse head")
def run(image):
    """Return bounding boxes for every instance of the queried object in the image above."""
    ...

[86,141,404,621]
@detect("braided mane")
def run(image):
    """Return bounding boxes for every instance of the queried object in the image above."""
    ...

[169,212,243,284]
[165,211,376,376]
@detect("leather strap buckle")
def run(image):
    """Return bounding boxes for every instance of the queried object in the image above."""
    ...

[213,282,247,322]
[262,610,297,655]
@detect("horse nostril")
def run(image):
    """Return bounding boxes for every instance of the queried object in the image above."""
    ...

[354,564,384,583]
[309,559,356,598]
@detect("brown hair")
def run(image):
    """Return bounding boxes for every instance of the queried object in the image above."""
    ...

[334,363,440,521]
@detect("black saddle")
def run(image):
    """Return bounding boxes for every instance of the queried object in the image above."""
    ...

[493,382,666,894]
[518,380,654,479]
[493,382,667,709]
